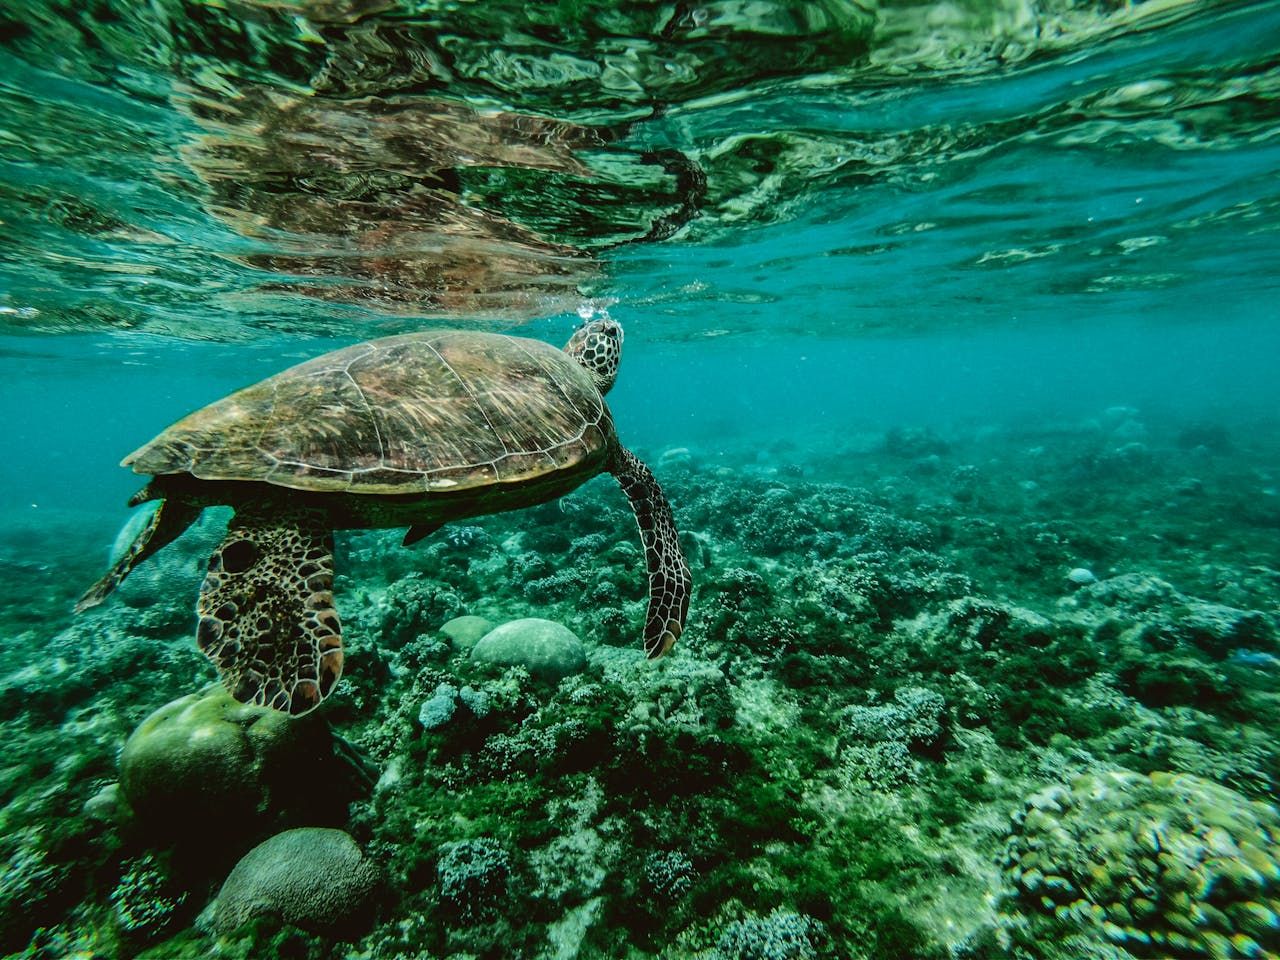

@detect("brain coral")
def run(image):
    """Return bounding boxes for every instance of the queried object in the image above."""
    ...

[999,769,1280,958]
[215,828,380,936]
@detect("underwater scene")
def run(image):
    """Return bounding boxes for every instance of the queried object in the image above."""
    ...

[2,0,1280,958]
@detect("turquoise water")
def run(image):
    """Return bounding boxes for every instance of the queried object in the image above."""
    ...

[2,2,1280,958]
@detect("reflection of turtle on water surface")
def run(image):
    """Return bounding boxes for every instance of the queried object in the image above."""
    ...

[77,320,692,716]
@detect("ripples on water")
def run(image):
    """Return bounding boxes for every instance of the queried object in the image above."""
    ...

[2,0,1277,340]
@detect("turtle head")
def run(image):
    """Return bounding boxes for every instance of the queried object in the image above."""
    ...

[564,318,623,395]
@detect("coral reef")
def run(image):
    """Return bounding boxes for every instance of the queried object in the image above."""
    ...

[999,770,1280,959]
[379,574,465,649]
[417,682,460,731]
[3,411,1279,958]
[110,853,186,942]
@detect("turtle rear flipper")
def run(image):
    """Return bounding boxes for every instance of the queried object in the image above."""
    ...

[197,504,342,716]
[75,495,200,613]
[610,446,692,657]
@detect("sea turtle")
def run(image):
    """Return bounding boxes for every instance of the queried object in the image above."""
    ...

[77,320,691,716]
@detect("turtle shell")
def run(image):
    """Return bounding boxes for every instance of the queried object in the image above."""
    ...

[126,331,613,495]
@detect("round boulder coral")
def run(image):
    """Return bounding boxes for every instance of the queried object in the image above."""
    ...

[439,614,495,651]
[471,618,586,679]
[999,769,1280,958]
[214,828,380,936]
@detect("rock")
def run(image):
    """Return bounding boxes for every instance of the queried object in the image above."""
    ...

[471,618,586,679]
[913,453,943,475]
[215,828,379,936]
[1172,477,1204,497]
[884,426,949,459]
[1178,601,1273,657]
[546,897,604,958]
[439,615,495,652]
[82,783,127,825]
[119,688,341,846]
[1065,567,1097,586]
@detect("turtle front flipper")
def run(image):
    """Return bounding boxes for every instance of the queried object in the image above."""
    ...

[197,503,342,717]
[609,446,692,657]
[75,495,200,613]
[403,521,443,547]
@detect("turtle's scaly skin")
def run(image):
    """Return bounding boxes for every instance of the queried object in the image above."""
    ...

[127,331,611,498]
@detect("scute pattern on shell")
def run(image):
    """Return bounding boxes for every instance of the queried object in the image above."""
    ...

[125,331,610,494]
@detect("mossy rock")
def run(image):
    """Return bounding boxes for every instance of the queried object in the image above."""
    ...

[1177,602,1274,658]
[1117,655,1233,709]
[440,615,495,652]
[119,688,344,849]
